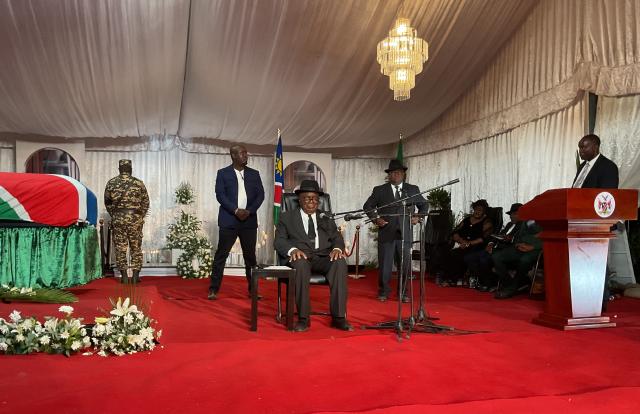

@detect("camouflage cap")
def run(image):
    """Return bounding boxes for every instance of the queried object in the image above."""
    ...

[119,159,132,168]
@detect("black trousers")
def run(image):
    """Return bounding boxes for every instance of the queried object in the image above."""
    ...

[289,255,348,321]
[377,239,411,297]
[209,227,257,293]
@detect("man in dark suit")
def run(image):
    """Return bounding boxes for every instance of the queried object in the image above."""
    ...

[209,144,265,300]
[492,214,542,299]
[274,180,352,332]
[466,203,524,292]
[363,159,428,302]
[572,134,619,189]
[572,133,619,310]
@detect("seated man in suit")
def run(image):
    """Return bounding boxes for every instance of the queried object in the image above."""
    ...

[465,203,524,292]
[493,218,542,299]
[274,180,353,332]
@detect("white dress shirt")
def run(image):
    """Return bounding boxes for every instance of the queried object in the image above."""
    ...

[573,153,600,188]
[235,168,247,209]
[286,209,342,257]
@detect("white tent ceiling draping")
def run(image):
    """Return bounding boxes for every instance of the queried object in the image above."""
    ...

[0,0,536,148]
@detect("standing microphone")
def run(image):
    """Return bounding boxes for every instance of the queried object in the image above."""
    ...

[318,212,334,219]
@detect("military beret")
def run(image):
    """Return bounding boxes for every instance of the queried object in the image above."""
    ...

[119,159,132,168]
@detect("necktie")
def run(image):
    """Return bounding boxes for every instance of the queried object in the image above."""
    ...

[573,161,590,188]
[307,214,316,240]
[394,185,401,200]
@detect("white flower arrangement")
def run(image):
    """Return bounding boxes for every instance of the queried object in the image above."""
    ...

[0,298,161,357]
[166,183,213,279]
[0,306,91,356]
[0,311,42,355]
[175,182,195,205]
[90,298,162,356]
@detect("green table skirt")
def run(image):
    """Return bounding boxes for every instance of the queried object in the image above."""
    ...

[0,226,102,288]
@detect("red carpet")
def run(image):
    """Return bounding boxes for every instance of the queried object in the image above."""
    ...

[1,272,640,413]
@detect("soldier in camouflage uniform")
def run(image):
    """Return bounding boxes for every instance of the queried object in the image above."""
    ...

[104,159,149,284]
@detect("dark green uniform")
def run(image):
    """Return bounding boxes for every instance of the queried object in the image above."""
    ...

[104,160,149,276]
[492,221,542,292]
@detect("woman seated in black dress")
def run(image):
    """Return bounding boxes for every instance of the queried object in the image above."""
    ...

[440,199,494,287]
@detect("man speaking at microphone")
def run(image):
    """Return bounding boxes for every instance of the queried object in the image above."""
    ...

[275,180,352,332]
[363,159,428,302]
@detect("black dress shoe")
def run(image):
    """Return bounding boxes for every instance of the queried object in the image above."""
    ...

[331,318,354,331]
[294,320,309,332]
[207,290,217,300]
[377,295,388,302]
[401,295,410,303]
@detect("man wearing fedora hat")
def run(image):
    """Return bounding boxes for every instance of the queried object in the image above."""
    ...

[275,180,352,332]
[492,204,542,299]
[363,159,428,302]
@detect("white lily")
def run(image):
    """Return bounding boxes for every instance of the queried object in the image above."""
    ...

[9,310,21,323]
[110,298,139,317]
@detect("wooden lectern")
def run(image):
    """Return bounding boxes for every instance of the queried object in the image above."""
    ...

[518,189,638,330]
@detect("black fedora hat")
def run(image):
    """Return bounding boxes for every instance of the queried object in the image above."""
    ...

[295,180,324,195]
[384,159,408,173]
[506,203,523,215]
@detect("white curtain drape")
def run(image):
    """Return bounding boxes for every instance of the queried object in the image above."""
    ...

[332,158,389,266]
[595,94,640,192]
[407,99,585,221]
[84,147,275,264]
[0,0,535,148]
[406,0,640,155]
[0,0,189,138]
[0,149,14,172]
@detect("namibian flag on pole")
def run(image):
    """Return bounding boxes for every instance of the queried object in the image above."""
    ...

[273,130,284,225]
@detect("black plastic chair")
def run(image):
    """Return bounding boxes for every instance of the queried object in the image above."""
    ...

[276,193,332,321]
[485,206,504,234]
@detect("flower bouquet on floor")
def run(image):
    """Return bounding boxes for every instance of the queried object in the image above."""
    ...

[0,306,91,356]
[91,297,162,356]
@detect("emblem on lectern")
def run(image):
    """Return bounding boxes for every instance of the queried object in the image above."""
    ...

[594,192,615,218]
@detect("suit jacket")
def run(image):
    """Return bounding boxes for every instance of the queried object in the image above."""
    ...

[275,209,345,258]
[572,154,619,189]
[513,221,542,250]
[363,182,428,243]
[215,165,265,229]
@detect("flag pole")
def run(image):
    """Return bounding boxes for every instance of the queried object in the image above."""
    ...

[273,129,284,265]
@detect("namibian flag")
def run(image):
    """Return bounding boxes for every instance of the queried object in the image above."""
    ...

[273,132,284,225]
[0,173,97,226]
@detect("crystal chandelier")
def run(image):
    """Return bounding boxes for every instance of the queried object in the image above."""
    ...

[376,18,429,101]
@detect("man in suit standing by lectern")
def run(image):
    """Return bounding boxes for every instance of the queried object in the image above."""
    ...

[572,133,619,310]
[572,134,619,189]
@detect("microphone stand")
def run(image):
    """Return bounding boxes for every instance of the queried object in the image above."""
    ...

[358,179,461,340]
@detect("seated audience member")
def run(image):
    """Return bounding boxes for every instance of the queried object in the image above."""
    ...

[465,203,523,291]
[274,180,353,332]
[493,218,542,299]
[440,199,494,287]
